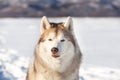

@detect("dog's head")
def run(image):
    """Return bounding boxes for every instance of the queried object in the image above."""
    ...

[37,16,76,59]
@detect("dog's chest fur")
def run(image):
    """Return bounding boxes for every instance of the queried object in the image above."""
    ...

[36,69,79,80]
[35,51,79,80]
[36,73,78,80]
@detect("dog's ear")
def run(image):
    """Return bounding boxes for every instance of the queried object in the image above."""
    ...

[64,16,73,32]
[40,16,50,34]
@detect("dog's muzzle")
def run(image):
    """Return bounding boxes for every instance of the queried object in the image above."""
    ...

[51,47,60,58]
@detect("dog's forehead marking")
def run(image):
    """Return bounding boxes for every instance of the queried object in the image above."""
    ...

[38,22,75,46]
[50,23,64,36]
[43,22,64,39]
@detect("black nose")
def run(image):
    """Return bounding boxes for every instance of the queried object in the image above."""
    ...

[51,47,59,54]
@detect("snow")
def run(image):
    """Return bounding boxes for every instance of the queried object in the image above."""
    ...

[80,66,120,80]
[0,49,120,80]
[0,48,120,80]
[0,48,29,80]
[0,18,120,80]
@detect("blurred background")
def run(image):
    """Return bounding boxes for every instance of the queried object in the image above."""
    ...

[0,0,120,80]
[0,0,120,17]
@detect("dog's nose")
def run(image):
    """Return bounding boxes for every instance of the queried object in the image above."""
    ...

[51,47,59,54]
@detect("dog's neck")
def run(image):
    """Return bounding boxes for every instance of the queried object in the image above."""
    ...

[34,52,79,80]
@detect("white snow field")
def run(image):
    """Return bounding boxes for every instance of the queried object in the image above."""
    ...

[0,18,120,80]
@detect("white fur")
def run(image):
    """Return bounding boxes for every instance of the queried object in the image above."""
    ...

[38,32,75,72]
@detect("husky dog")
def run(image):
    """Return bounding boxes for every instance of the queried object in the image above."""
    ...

[26,16,82,80]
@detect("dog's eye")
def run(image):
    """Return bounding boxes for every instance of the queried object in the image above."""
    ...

[60,39,65,42]
[48,39,52,41]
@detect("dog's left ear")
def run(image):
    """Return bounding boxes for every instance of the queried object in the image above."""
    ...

[64,16,73,32]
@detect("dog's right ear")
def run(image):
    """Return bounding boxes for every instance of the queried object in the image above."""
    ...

[64,16,73,33]
[40,16,50,34]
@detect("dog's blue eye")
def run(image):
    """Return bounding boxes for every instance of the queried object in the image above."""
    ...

[48,39,52,41]
[61,39,65,42]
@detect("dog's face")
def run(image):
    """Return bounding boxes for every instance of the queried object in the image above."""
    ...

[39,23,75,59]
[38,16,75,59]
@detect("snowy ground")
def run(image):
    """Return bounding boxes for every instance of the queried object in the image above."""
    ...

[0,18,120,80]
[0,48,120,80]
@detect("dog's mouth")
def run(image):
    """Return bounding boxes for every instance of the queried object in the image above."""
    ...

[52,54,60,58]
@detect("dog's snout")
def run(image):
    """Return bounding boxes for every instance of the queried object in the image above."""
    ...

[51,47,59,54]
